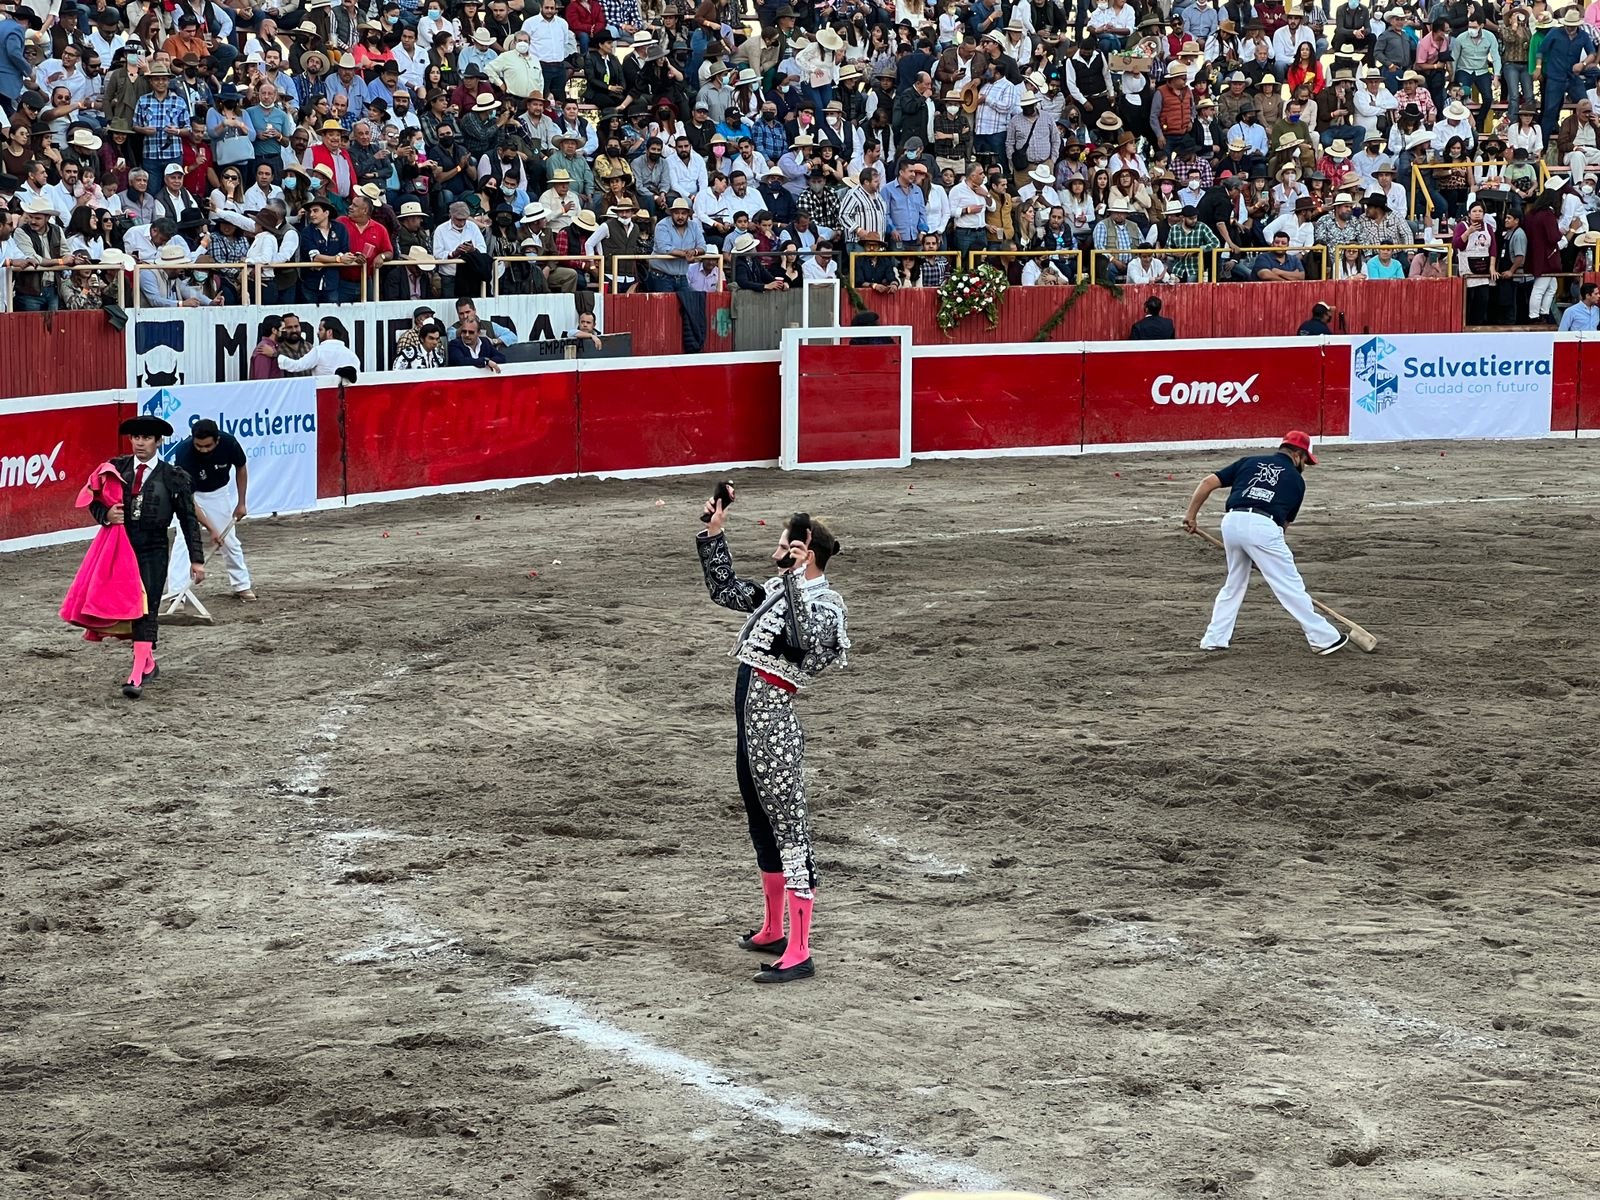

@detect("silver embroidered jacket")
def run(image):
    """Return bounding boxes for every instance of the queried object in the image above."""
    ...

[696,531,850,689]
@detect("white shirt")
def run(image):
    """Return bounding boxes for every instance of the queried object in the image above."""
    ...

[802,256,839,280]
[392,41,429,90]
[948,181,988,229]
[666,152,710,198]
[693,186,735,227]
[122,226,197,264]
[1264,212,1315,247]
[242,182,285,215]
[280,337,361,377]
[431,219,486,277]
[44,181,77,221]
[1353,85,1398,133]
[522,13,570,62]
[923,183,951,236]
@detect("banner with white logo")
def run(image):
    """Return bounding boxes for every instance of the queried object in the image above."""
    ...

[130,294,583,386]
[137,378,319,514]
[1350,333,1555,441]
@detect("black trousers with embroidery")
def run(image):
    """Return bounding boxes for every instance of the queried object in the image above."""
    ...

[734,663,784,875]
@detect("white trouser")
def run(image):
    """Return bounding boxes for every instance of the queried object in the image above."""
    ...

[1531,275,1558,319]
[166,483,251,598]
[1201,510,1341,650]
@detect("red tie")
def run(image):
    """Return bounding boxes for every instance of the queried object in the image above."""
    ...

[134,463,147,494]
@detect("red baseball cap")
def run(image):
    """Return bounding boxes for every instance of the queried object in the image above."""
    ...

[1281,430,1317,464]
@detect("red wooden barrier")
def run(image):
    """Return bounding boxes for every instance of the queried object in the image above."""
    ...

[1554,339,1581,433]
[599,291,733,356]
[576,358,779,474]
[845,278,1466,344]
[0,312,127,400]
[339,368,580,497]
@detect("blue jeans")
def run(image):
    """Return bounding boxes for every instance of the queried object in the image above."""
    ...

[1503,62,1533,121]
[646,269,704,352]
[1542,73,1594,138]
[1455,69,1494,123]
[16,286,59,312]
[952,226,988,255]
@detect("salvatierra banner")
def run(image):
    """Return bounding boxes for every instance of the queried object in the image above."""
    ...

[1349,333,1555,441]
[139,378,318,515]
[130,294,583,386]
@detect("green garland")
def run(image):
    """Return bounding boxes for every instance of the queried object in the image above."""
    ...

[1030,277,1125,342]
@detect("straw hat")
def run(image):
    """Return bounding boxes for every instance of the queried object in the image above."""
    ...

[572,209,598,231]
[1443,100,1470,120]
[1333,191,1355,205]
[406,244,437,271]
[1275,131,1301,150]
[398,200,427,218]
[21,196,55,215]
[336,52,358,68]
[1325,139,1352,158]
[732,231,759,253]
[473,93,498,112]
[319,117,344,132]
[1028,163,1053,185]
[157,242,189,263]
[1563,8,1582,25]
[521,201,549,221]
[816,27,843,50]
[472,27,494,45]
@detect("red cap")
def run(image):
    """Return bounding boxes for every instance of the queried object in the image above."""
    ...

[1281,430,1317,464]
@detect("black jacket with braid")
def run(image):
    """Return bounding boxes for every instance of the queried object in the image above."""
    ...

[89,455,206,565]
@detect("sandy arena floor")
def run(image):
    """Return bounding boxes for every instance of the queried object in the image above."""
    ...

[4,441,1600,1200]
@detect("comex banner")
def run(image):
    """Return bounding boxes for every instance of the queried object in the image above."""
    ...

[1350,333,1554,441]
[139,378,318,514]
[130,294,582,386]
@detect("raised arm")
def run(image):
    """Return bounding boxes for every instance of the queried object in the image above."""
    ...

[697,529,768,612]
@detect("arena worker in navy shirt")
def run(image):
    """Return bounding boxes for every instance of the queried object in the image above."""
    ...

[1181,430,1349,656]
[163,419,256,603]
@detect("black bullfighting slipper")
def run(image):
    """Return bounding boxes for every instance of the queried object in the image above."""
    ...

[144,663,160,683]
[121,682,142,700]
[739,930,787,954]
[753,958,815,984]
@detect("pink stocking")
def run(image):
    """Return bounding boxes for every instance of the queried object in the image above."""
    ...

[774,891,813,969]
[128,640,155,686]
[755,871,787,943]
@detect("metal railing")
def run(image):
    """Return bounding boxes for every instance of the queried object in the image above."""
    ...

[488,254,604,295]
[1206,243,1327,283]
[969,248,1085,282]
[1091,246,1208,284]
[3,262,128,310]
[1406,158,1531,221]
[610,253,727,292]
[1335,243,1456,278]
[846,249,961,288]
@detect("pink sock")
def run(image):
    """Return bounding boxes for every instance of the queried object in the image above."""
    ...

[128,640,154,686]
[774,892,813,968]
[754,871,786,943]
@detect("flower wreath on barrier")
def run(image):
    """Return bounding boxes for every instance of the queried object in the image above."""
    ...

[936,264,1009,332]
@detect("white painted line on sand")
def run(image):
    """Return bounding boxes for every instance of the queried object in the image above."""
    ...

[273,667,1014,1196]
[501,985,1011,1194]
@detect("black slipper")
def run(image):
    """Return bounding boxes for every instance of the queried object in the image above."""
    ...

[145,663,160,683]
[753,958,815,984]
[121,682,142,700]
[739,930,787,954]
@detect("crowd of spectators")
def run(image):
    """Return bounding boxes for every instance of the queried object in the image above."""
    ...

[3,0,1600,325]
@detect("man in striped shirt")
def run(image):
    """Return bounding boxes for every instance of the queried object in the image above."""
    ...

[975,72,1021,160]
[836,167,887,256]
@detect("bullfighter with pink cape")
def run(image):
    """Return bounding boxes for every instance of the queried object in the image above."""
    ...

[60,463,147,640]
[69,415,207,699]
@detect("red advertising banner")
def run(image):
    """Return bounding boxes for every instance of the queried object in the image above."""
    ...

[339,370,580,498]
[1081,343,1325,446]
[0,399,126,543]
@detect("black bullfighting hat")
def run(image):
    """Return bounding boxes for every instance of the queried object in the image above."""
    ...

[119,415,174,437]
